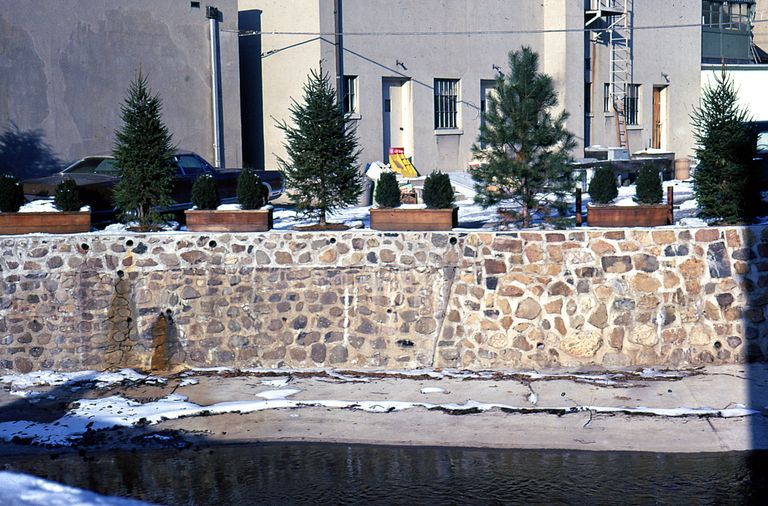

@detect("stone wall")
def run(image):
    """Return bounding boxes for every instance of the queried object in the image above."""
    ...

[1,228,765,373]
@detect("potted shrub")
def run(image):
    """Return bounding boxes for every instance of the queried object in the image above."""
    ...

[585,164,672,227]
[370,171,458,231]
[185,169,273,232]
[0,175,90,235]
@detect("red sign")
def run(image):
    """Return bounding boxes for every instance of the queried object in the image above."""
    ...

[388,147,405,155]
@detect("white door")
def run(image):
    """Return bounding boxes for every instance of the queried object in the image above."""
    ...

[382,78,411,159]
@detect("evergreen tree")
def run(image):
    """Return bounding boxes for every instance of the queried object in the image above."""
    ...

[375,172,401,208]
[112,72,176,228]
[191,174,220,210]
[588,165,618,204]
[472,47,576,228]
[0,174,24,212]
[276,69,361,226]
[634,164,663,205]
[691,70,758,223]
[423,171,455,209]
[54,179,82,212]
[237,168,266,210]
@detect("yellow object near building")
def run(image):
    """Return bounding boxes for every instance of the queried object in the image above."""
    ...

[388,148,418,178]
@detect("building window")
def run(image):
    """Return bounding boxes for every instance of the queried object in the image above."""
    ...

[624,84,640,125]
[342,76,358,114]
[434,79,459,129]
[603,83,611,112]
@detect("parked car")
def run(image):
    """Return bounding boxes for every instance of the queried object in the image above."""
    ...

[22,151,283,224]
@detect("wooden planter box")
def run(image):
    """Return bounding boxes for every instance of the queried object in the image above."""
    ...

[577,187,674,227]
[0,211,91,235]
[370,207,458,231]
[185,208,273,232]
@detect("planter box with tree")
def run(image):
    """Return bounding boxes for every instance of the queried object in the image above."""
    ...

[370,171,458,231]
[185,169,273,232]
[0,175,90,234]
[582,164,673,227]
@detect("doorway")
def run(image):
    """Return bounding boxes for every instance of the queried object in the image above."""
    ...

[652,86,668,150]
[382,78,412,159]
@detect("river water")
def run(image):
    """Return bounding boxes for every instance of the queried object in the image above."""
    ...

[2,444,767,505]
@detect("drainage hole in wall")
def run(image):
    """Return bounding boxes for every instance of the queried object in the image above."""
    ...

[126,317,133,324]
[80,243,89,251]
[208,240,217,248]
[449,237,457,245]
[126,239,134,247]
[116,270,124,278]
[396,339,415,348]
[536,342,544,350]
[714,341,722,350]
[330,238,337,244]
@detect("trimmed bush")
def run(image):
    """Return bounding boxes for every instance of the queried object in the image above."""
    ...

[635,164,663,204]
[54,179,82,212]
[0,174,25,213]
[375,172,401,208]
[191,174,220,210]
[423,171,455,209]
[237,168,266,210]
[588,165,618,204]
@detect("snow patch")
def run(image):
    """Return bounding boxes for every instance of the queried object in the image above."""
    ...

[420,387,447,394]
[255,388,301,400]
[0,471,151,506]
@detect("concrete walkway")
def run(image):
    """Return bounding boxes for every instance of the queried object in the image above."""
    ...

[2,364,768,454]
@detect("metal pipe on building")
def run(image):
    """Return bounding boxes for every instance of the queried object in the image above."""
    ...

[207,6,224,167]
[334,0,344,111]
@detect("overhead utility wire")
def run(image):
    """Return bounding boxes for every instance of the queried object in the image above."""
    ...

[226,18,768,37]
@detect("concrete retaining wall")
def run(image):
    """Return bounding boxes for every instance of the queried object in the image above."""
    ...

[1,227,765,373]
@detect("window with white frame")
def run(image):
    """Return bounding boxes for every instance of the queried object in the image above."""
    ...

[624,84,640,125]
[434,79,459,129]
[603,83,611,113]
[342,76,358,114]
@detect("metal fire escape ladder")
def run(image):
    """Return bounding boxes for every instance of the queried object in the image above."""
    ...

[608,0,632,151]
[586,1,633,151]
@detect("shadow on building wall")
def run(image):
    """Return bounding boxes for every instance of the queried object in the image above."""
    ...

[0,123,63,180]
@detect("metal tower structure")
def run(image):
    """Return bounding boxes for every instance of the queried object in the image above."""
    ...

[586,0,633,150]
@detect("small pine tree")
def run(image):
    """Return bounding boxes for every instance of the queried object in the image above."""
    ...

[375,172,401,208]
[277,69,362,226]
[191,174,220,210]
[237,168,266,210]
[588,165,618,204]
[634,165,663,205]
[54,179,82,212]
[691,70,759,223]
[0,174,24,212]
[423,171,455,209]
[112,71,176,228]
[472,46,576,228]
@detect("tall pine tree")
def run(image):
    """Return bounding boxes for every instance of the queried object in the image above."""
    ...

[471,47,576,228]
[113,72,176,228]
[276,70,361,226]
[691,70,758,223]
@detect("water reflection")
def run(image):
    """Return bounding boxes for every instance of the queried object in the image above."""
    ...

[1,444,767,505]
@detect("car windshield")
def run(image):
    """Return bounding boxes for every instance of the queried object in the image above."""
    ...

[176,154,209,176]
[66,158,116,174]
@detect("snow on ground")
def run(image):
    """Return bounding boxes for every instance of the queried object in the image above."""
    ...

[18,199,90,213]
[0,369,165,394]
[0,386,760,447]
[0,472,152,506]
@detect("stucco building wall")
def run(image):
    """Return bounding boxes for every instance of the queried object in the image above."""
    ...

[0,0,242,170]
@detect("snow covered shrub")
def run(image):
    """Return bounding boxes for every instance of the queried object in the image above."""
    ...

[634,164,663,205]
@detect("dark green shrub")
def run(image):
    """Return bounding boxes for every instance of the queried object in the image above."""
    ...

[191,174,220,210]
[588,165,618,204]
[0,174,25,213]
[375,172,401,208]
[237,168,266,210]
[423,171,455,209]
[54,179,82,212]
[635,164,663,204]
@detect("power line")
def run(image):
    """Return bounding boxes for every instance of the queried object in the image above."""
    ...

[225,17,768,38]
